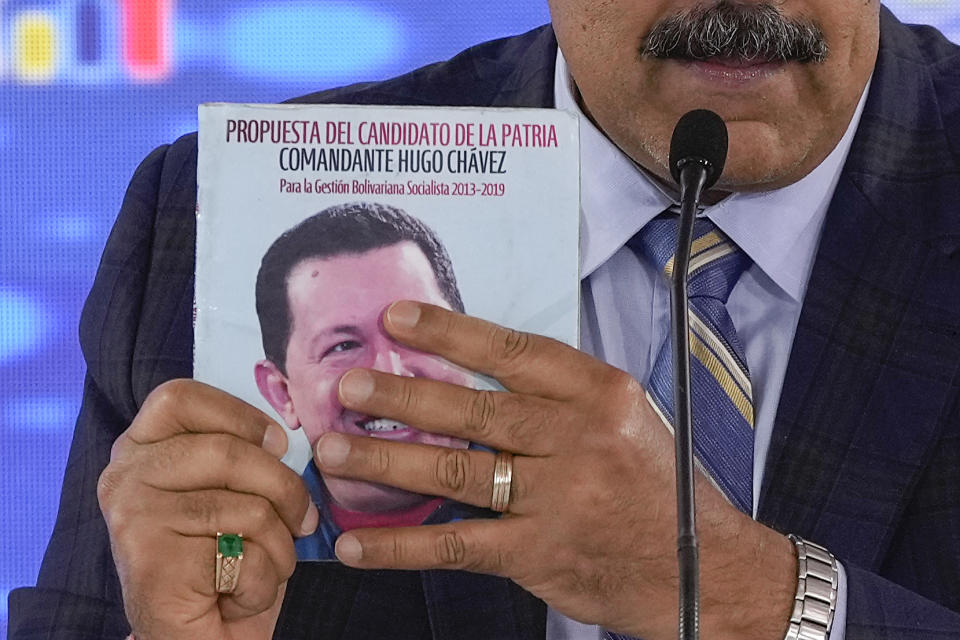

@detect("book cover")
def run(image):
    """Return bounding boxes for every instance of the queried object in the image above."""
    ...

[196,102,579,560]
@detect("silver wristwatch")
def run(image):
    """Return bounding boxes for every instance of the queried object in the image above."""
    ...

[784,535,838,640]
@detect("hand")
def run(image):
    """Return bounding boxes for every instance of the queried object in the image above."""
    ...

[97,380,318,640]
[314,301,797,640]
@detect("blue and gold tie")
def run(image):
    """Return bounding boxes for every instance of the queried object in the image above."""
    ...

[629,211,755,514]
[603,213,754,640]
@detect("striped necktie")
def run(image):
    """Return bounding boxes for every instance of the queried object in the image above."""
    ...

[602,212,754,640]
[630,211,755,513]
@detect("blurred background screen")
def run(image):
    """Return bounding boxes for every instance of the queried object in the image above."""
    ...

[1,1,957,634]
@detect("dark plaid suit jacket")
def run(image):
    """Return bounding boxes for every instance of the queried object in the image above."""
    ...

[9,7,960,640]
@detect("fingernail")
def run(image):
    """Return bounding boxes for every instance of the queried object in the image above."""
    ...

[336,534,363,564]
[339,369,375,405]
[387,300,421,330]
[300,502,319,536]
[261,423,288,458]
[316,432,351,468]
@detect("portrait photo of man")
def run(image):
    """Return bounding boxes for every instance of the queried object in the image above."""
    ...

[252,202,486,560]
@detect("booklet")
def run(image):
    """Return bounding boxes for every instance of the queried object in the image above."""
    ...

[195,103,580,560]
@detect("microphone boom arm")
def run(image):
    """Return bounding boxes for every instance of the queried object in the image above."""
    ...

[673,158,711,640]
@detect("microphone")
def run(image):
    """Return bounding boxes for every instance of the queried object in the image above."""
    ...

[669,109,728,191]
[667,109,728,640]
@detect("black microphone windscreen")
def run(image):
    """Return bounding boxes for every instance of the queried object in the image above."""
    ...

[669,109,729,190]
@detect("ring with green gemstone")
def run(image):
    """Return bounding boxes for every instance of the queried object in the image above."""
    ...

[215,532,244,594]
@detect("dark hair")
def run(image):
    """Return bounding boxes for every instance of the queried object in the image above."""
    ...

[255,202,464,374]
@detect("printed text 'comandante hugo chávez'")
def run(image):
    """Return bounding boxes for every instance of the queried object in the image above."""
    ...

[224,118,561,176]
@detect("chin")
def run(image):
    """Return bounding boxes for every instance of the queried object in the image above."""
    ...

[712,120,816,191]
[715,152,808,192]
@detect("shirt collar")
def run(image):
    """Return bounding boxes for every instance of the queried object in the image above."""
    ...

[555,49,871,302]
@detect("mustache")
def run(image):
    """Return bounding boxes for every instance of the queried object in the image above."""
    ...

[640,1,829,64]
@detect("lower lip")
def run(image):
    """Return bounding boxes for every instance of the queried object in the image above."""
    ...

[683,59,783,87]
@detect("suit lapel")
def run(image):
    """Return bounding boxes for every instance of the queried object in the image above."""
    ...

[757,176,955,565]
[758,9,960,567]
[129,136,200,409]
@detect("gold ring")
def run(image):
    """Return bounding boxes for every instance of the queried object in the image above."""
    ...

[215,532,243,594]
[491,452,514,513]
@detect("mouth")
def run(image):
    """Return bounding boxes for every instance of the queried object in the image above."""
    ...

[358,417,410,433]
[679,57,785,87]
[351,415,423,441]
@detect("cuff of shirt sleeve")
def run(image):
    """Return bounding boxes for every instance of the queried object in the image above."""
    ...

[826,560,848,640]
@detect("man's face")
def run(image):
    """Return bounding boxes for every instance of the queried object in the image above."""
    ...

[257,241,470,513]
[548,0,880,192]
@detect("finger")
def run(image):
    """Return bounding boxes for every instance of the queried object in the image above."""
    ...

[338,369,560,455]
[121,534,277,636]
[118,534,219,640]
[315,433,534,513]
[382,301,610,398]
[125,433,316,537]
[125,379,288,457]
[149,488,299,582]
[165,535,278,615]
[212,539,283,620]
[334,519,523,576]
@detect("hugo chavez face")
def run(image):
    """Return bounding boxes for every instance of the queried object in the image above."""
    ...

[255,241,471,514]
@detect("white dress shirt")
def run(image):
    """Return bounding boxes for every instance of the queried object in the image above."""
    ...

[546,49,871,640]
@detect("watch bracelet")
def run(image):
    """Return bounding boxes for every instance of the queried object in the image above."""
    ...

[784,535,838,640]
